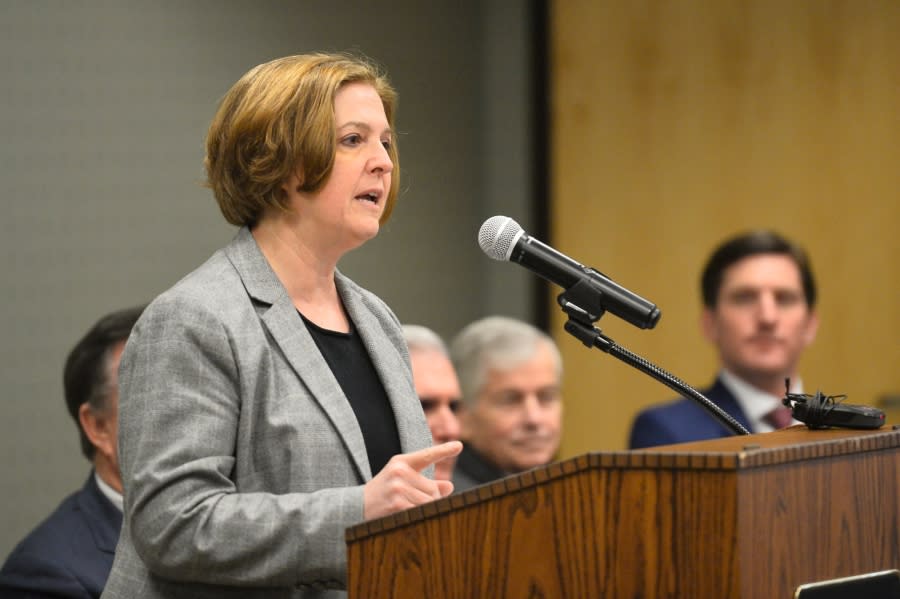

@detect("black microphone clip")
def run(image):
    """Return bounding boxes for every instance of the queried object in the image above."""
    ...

[782,379,886,430]
[557,277,607,323]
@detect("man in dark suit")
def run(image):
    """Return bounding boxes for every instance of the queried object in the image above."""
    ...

[629,231,819,448]
[0,306,143,598]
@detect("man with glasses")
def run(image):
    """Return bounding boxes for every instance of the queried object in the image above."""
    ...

[401,324,463,481]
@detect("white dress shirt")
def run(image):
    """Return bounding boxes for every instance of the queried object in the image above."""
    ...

[94,471,123,512]
[718,369,801,433]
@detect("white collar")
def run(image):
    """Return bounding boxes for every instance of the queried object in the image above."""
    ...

[94,471,124,513]
[718,369,802,432]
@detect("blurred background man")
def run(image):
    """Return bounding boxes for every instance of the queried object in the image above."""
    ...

[402,324,462,481]
[449,316,563,492]
[0,306,144,599]
[629,231,818,448]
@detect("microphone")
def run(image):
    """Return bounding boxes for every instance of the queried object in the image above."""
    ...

[478,216,661,329]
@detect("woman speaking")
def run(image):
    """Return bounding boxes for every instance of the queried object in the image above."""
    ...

[101,53,460,598]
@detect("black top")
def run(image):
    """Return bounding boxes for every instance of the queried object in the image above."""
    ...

[302,313,401,476]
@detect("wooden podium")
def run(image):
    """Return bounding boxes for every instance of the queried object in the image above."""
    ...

[346,427,899,598]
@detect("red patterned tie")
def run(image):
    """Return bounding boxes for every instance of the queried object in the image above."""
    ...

[763,406,794,430]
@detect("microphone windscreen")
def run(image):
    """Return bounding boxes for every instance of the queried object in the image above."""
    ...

[478,216,522,261]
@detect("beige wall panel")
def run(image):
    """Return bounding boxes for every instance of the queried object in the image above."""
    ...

[551,0,900,455]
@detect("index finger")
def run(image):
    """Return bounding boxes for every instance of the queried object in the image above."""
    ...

[399,440,463,472]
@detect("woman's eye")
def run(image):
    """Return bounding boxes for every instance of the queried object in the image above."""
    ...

[342,133,362,146]
[381,138,392,150]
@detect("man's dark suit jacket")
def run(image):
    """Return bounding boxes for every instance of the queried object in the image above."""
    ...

[628,377,754,449]
[451,443,507,493]
[0,473,122,598]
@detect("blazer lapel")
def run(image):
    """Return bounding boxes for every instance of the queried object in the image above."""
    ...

[708,377,755,432]
[337,272,420,455]
[224,228,372,481]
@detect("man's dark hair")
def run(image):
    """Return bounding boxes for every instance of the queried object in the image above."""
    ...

[63,306,145,459]
[700,230,817,309]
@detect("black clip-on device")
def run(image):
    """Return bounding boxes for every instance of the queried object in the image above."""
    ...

[781,379,886,430]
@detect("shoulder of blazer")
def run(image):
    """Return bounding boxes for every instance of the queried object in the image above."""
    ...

[140,228,279,328]
[0,474,119,588]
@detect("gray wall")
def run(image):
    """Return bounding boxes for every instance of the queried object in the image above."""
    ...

[0,1,536,557]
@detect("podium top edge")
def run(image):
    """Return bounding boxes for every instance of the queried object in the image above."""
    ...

[345,427,899,543]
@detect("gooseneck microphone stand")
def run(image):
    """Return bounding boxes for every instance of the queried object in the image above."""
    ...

[557,282,750,437]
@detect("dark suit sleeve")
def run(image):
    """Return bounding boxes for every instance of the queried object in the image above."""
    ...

[0,550,93,599]
[629,410,680,449]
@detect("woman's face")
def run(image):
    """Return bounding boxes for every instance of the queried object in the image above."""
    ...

[283,81,393,254]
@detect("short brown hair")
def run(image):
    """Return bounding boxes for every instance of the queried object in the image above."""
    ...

[205,53,400,227]
[64,305,145,460]
[701,230,816,308]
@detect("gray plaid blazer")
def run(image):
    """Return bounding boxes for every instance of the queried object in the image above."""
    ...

[101,227,431,598]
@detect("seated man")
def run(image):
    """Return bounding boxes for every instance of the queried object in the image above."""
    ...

[0,306,144,598]
[402,324,462,481]
[449,316,563,491]
[629,230,819,448]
